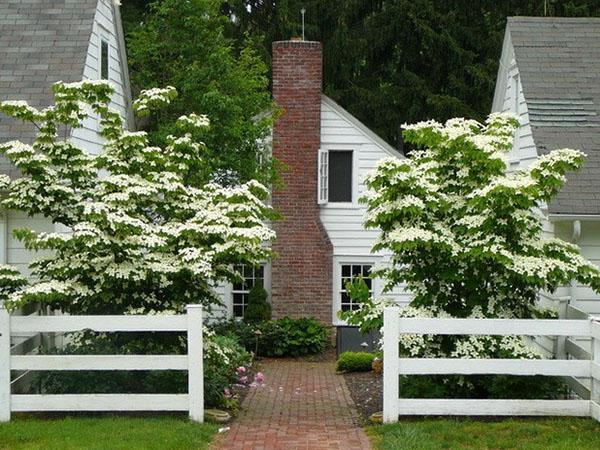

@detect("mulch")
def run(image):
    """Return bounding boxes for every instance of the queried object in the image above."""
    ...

[342,370,383,422]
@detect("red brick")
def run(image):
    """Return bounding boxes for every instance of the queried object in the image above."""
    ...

[270,40,333,327]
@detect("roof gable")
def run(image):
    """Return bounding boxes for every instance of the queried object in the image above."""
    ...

[321,95,403,159]
[505,17,600,215]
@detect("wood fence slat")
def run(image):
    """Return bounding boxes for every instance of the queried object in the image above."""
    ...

[398,358,589,377]
[10,315,188,333]
[11,394,189,412]
[397,318,590,336]
[565,338,591,360]
[10,355,188,371]
[396,399,590,416]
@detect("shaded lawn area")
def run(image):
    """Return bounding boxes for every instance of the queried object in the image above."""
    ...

[368,418,600,450]
[0,416,218,450]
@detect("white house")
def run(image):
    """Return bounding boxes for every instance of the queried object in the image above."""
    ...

[212,40,411,347]
[492,17,600,315]
[0,0,132,358]
[0,0,133,279]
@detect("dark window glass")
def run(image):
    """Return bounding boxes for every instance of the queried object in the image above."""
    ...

[100,40,109,80]
[232,264,265,318]
[328,151,352,202]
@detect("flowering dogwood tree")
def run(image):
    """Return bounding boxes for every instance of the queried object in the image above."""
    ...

[341,113,600,358]
[0,80,275,314]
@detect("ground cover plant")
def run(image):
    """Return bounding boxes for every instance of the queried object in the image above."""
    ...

[369,418,600,450]
[0,416,217,450]
[336,351,379,373]
[211,316,330,357]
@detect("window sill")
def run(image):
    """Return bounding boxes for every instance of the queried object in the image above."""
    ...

[320,202,360,209]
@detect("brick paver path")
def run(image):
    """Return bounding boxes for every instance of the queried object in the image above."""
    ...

[211,359,372,450]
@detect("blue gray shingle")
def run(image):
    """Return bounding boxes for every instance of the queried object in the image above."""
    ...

[508,17,600,215]
[0,0,98,176]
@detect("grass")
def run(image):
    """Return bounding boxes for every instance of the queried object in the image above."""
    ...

[368,418,600,450]
[0,416,218,450]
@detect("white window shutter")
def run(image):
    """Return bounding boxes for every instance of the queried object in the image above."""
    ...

[318,148,328,204]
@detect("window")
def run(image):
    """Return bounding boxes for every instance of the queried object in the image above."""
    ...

[340,264,372,312]
[232,264,264,318]
[318,149,353,204]
[100,39,109,80]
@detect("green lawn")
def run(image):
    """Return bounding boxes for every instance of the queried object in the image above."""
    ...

[0,416,218,450]
[368,418,600,450]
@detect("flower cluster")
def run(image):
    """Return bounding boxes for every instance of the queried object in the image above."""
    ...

[0,80,275,314]
[342,112,600,361]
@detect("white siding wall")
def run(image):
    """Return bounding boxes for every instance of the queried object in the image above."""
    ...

[493,39,537,171]
[70,0,129,154]
[320,99,412,323]
[493,35,600,319]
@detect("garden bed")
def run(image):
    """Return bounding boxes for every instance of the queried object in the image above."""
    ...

[343,370,383,422]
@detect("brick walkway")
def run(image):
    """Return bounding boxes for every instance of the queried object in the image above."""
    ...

[211,359,372,450]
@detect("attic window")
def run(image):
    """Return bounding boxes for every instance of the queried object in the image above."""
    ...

[318,149,353,204]
[100,39,109,80]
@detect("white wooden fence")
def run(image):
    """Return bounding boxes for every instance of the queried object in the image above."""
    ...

[382,306,600,423]
[0,305,204,423]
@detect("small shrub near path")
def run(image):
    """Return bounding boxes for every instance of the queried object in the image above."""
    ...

[0,416,217,450]
[368,418,600,450]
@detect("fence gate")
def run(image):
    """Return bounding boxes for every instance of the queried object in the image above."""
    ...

[0,305,204,422]
[382,306,600,423]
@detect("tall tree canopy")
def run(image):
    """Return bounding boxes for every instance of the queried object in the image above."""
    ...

[124,0,275,186]
[221,0,600,148]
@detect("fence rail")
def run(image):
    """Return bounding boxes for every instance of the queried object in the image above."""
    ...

[382,307,600,423]
[0,305,204,423]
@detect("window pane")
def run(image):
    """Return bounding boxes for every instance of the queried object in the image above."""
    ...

[352,265,362,277]
[233,293,245,304]
[233,305,243,317]
[362,265,372,277]
[342,265,350,277]
[100,40,109,80]
[255,265,264,278]
[341,291,350,304]
[328,151,352,202]
[364,278,372,290]
[244,265,254,278]
[341,277,350,290]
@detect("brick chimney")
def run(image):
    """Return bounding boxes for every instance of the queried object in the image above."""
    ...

[271,40,333,325]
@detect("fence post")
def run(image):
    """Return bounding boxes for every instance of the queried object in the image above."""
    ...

[0,305,10,422]
[187,305,204,423]
[383,306,400,423]
[591,318,600,421]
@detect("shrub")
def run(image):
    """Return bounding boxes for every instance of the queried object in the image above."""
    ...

[211,316,330,357]
[336,352,379,372]
[399,375,568,400]
[243,285,271,323]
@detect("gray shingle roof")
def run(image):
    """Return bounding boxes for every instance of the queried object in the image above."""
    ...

[508,17,600,215]
[0,0,98,176]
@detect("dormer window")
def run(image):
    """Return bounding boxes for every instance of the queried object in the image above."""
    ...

[100,39,109,80]
[318,149,353,204]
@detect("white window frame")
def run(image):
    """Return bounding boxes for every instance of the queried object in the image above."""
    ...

[99,31,110,80]
[332,257,376,325]
[230,263,268,319]
[318,146,358,208]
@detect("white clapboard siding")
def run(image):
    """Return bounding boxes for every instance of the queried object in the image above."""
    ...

[396,399,590,417]
[71,0,130,154]
[397,358,589,377]
[12,394,189,412]
[11,355,188,371]
[491,28,538,171]
[10,314,188,333]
